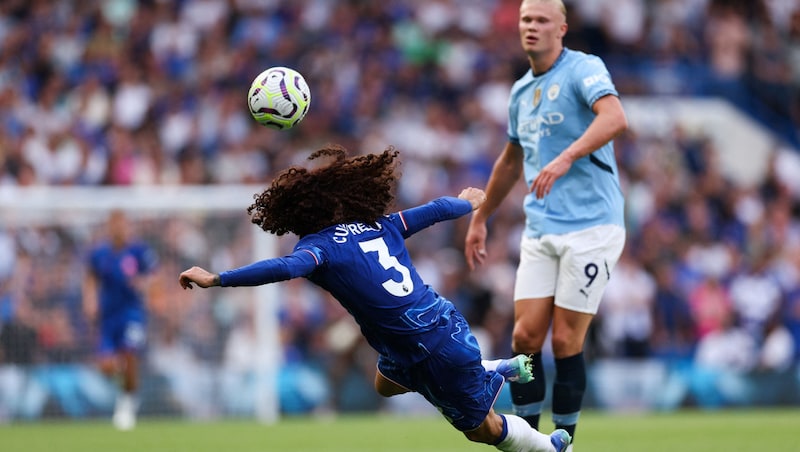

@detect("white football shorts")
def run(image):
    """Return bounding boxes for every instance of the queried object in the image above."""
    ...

[513,224,626,314]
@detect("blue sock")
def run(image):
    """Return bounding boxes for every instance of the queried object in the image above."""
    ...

[510,353,544,429]
[552,352,586,440]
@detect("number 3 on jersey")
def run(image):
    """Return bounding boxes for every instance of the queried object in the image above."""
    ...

[358,237,414,297]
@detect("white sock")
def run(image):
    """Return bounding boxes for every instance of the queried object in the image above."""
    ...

[113,392,137,430]
[482,359,502,372]
[495,414,554,452]
[116,393,136,414]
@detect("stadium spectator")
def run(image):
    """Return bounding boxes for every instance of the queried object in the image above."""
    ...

[596,250,656,359]
[687,273,734,340]
[0,0,798,420]
[147,319,215,419]
[649,258,696,361]
[690,310,758,408]
[0,293,45,421]
[783,287,800,364]
[728,247,784,342]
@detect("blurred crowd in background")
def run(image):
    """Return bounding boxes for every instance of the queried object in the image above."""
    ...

[2,0,800,420]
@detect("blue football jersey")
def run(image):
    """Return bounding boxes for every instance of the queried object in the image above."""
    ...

[88,241,158,321]
[219,196,474,365]
[508,48,625,237]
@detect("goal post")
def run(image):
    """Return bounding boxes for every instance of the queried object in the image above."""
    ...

[0,184,281,422]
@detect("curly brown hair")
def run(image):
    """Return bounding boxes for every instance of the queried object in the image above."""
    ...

[247,144,401,237]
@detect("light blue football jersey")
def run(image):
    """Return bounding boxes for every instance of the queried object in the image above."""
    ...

[507,48,625,237]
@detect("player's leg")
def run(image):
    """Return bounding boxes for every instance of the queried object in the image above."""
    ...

[549,307,593,442]
[509,298,552,429]
[464,408,570,452]
[112,320,146,431]
[374,355,414,397]
[433,350,569,451]
[509,235,558,429]
[96,314,122,373]
[95,326,120,378]
[373,370,410,397]
[549,224,626,445]
[96,355,119,377]
[438,308,571,451]
[120,350,139,394]
[113,350,139,430]
[95,322,122,385]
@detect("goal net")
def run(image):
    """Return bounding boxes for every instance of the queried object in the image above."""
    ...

[0,185,281,422]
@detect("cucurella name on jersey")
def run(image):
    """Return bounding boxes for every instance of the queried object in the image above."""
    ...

[333,222,383,243]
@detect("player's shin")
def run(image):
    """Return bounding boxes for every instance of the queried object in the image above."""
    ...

[510,352,545,428]
[493,414,555,452]
[552,352,586,440]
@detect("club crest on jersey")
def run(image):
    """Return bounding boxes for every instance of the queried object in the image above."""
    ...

[533,88,542,108]
[547,84,560,100]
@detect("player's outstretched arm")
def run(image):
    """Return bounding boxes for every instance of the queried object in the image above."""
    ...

[179,266,220,289]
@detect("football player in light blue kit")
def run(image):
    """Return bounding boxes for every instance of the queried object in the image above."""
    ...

[180,145,571,452]
[84,209,158,430]
[465,0,628,449]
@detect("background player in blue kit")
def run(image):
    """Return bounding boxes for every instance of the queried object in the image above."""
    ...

[464,0,628,449]
[84,209,158,430]
[179,144,572,452]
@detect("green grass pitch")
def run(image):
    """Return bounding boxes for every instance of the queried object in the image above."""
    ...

[3,409,798,452]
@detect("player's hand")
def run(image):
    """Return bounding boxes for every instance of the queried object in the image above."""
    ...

[530,153,572,199]
[458,187,487,211]
[179,266,220,289]
[464,219,488,271]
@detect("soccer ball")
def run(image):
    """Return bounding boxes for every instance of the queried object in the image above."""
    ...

[247,66,311,130]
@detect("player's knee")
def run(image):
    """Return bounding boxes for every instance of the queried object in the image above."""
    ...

[550,330,583,356]
[463,427,496,445]
[374,380,389,397]
[374,377,407,397]
[464,423,502,444]
[511,328,543,354]
[97,358,117,376]
[375,385,396,397]
[464,411,505,445]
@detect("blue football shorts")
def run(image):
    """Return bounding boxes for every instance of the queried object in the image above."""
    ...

[377,309,504,432]
[99,314,147,355]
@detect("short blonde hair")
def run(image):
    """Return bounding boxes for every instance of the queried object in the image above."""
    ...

[521,0,567,18]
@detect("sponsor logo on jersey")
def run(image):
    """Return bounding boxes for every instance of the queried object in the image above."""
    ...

[583,73,610,87]
[518,112,566,139]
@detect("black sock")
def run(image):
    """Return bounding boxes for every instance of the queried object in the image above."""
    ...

[509,352,545,429]
[552,352,586,440]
